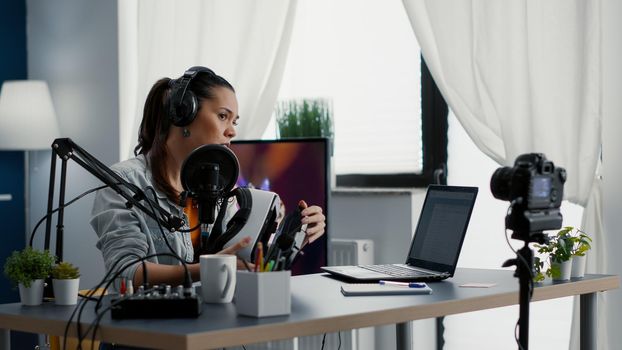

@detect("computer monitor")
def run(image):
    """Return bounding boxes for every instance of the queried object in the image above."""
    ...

[230,138,329,275]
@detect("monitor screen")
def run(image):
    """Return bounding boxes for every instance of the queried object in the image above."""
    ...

[230,138,329,275]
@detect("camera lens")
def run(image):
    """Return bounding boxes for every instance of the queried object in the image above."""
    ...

[490,167,514,200]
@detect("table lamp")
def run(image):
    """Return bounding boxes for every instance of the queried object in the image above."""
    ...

[0,80,60,150]
[0,80,61,248]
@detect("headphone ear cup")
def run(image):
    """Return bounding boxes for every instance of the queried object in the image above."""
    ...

[225,188,252,230]
[169,89,198,127]
[168,66,213,128]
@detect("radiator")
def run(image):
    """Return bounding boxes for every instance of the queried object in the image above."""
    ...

[245,239,375,350]
[329,238,374,266]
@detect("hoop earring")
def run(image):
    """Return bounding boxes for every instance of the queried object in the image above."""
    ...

[182,128,191,138]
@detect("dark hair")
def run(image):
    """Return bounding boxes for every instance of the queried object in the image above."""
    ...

[134,70,235,202]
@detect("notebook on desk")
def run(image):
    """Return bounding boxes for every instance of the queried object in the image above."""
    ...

[321,185,478,282]
[340,283,433,296]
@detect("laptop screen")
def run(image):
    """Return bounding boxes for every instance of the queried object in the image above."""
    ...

[406,186,478,274]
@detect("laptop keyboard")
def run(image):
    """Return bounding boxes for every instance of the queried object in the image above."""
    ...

[359,264,431,277]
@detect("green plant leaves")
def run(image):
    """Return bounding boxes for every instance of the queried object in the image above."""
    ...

[532,226,593,282]
[3,247,56,288]
[549,263,561,279]
[51,261,80,279]
[275,99,333,138]
[533,256,545,282]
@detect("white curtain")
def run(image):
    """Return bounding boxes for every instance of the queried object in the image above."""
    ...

[118,0,297,160]
[402,0,604,348]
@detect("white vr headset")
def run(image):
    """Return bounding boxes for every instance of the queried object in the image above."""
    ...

[220,188,280,262]
[209,188,305,267]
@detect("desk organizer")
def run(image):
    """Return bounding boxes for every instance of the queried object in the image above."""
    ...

[235,270,291,317]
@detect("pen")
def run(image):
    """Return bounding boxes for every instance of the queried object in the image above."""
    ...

[257,242,264,272]
[379,280,426,288]
[253,243,260,272]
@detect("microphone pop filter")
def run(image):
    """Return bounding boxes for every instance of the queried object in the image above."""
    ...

[180,144,239,195]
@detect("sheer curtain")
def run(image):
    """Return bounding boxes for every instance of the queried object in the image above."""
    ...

[402,1,605,348]
[118,0,297,159]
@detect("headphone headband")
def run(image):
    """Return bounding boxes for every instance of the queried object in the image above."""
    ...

[168,66,215,128]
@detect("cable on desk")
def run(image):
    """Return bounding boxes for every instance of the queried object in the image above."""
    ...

[66,253,144,350]
[62,251,191,350]
[86,253,192,349]
[338,331,341,350]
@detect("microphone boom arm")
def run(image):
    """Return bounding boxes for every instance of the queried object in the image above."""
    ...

[44,138,184,261]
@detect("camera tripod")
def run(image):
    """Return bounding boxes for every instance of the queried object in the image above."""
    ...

[502,231,546,350]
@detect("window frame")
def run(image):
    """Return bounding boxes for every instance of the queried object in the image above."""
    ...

[336,57,449,188]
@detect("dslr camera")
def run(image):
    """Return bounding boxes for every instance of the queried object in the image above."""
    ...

[490,153,567,241]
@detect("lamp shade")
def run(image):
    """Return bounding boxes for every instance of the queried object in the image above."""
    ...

[0,80,60,150]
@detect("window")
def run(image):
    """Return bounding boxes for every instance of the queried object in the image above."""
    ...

[266,0,447,187]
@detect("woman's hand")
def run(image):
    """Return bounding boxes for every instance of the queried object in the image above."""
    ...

[217,236,255,270]
[298,200,326,247]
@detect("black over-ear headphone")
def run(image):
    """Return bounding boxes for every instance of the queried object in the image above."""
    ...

[168,66,215,127]
[200,187,253,256]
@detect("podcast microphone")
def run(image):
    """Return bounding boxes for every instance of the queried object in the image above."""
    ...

[180,144,239,225]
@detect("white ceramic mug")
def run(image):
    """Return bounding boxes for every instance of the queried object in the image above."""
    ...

[200,254,236,303]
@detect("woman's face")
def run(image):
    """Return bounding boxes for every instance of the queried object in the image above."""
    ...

[185,86,239,149]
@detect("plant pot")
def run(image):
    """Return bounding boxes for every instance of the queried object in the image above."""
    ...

[18,279,45,306]
[52,278,80,305]
[552,259,573,281]
[571,255,587,278]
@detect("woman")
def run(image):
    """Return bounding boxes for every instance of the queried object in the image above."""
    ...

[90,66,326,289]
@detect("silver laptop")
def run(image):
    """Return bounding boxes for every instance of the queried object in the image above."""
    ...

[321,185,478,282]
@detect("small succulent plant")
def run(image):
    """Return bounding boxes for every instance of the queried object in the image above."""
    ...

[51,261,80,280]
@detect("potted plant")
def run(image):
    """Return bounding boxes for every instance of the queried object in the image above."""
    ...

[275,98,333,139]
[570,228,592,278]
[533,227,575,282]
[275,98,335,187]
[3,247,55,305]
[51,261,81,305]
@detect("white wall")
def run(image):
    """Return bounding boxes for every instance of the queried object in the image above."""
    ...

[331,190,425,264]
[26,0,118,288]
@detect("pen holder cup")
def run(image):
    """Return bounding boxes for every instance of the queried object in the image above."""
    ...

[235,270,291,317]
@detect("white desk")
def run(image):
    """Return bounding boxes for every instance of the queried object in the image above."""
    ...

[0,268,618,350]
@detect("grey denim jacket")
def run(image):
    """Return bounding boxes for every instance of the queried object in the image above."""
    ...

[90,155,235,283]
